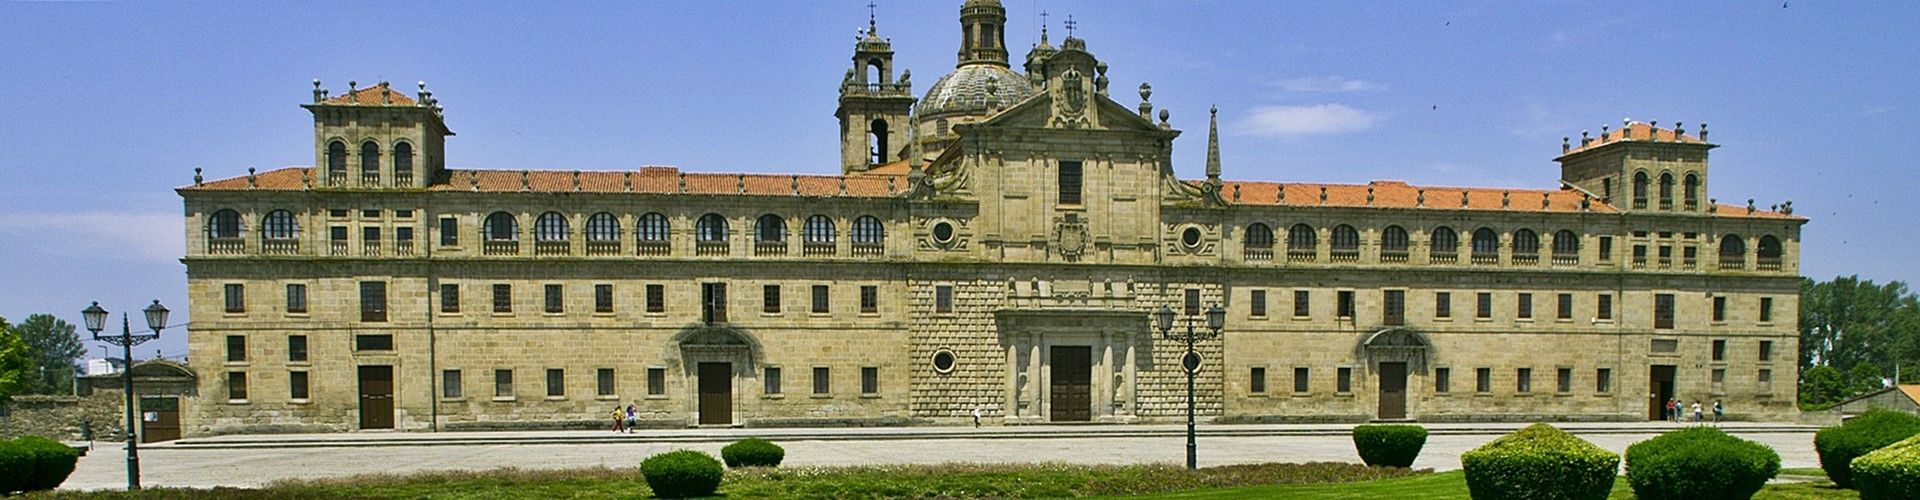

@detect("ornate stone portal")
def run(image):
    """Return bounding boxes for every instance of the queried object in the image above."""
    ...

[995,309,1147,423]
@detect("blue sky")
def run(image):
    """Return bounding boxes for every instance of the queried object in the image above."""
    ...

[1,1,1914,360]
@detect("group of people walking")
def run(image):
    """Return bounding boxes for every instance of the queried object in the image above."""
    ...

[1664,398,1725,423]
[611,404,639,433]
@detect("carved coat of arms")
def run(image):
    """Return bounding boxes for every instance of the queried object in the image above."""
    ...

[1055,214,1089,259]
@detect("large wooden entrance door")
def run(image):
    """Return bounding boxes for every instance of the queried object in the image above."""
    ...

[1049,346,1093,422]
[698,362,733,425]
[1649,365,1677,421]
[358,365,394,429]
[1377,362,1408,420]
[139,396,181,443]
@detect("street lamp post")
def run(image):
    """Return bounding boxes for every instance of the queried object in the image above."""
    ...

[81,300,169,491]
[1154,302,1225,470]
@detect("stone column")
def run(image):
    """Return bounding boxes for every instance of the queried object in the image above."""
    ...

[1029,338,1044,420]
[1123,331,1139,416]
[1100,334,1116,417]
[1005,341,1021,418]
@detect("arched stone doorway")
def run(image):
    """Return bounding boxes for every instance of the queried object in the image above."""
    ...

[1358,328,1432,420]
[673,324,761,426]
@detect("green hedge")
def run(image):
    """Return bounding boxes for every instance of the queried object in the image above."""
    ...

[721,438,785,468]
[1460,423,1618,500]
[1352,424,1427,468]
[1815,409,1920,488]
[1852,433,1920,500]
[1624,426,1780,500]
[641,449,724,498]
[0,436,80,494]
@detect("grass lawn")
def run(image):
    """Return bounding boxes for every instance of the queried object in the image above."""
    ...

[1129,470,1859,500]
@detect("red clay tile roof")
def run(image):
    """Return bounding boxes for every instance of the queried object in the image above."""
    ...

[323,82,417,106]
[180,167,910,198]
[1215,180,1618,214]
[1560,121,1707,157]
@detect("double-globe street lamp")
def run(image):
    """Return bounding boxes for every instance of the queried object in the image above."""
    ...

[80,300,169,491]
[1155,303,1225,470]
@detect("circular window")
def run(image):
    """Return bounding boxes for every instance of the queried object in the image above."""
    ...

[1181,226,1203,249]
[931,349,957,374]
[932,221,956,244]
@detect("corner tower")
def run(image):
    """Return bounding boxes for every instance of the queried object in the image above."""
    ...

[1555,120,1714,213]
[837,15,916,173]
[302,80,453,189]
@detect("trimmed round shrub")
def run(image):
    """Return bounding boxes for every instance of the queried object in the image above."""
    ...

[641,449,724,498]
[1460,423,1619,500]
[1625,426,1780,500]
[1851,433,1920,500]
[0,436,79,494]
[1815,409,1920,488]
[720,437,785,468]
[0,439,30,495]
[1352,424,1427,468]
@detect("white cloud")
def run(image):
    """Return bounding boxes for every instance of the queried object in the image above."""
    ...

[0,212,182,263]
[1235,104,1381,137]
[1275,76,1380,93]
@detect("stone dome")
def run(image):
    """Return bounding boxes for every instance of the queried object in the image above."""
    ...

[916,63,1035,118]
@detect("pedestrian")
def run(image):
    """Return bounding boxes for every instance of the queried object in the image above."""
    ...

[1713,400,1724,423]
[1691,401,1703,423]
[1666,399,1677,422]
[611,405,625,433]
[625,403,638,433]
[971,405,982,428]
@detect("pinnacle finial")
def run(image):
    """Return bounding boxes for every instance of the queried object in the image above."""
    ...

[1040,10,1050,43]
[867,1,878,34]
[1205,104,1222,185]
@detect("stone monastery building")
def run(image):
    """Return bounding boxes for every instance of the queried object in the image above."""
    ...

[178,0,1805,435]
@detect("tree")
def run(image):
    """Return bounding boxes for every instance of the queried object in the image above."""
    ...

[1800,276,1920,382]
[0,317,32,402]
[13,314,84,395]
[1850,361,1887,395]
[1800,365,1847,408]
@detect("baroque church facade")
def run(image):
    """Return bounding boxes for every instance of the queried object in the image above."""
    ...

[178,0,1805,435]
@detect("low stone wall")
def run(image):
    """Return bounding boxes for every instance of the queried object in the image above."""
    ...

[1,394,126,441]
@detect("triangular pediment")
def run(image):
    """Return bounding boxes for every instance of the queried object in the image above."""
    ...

[973,88,1165,133]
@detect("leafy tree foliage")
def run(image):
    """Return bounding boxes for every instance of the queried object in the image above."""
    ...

[1800,365,1848,407]
[1800,276,1920,408]
[0,317,32,402]
[12,314,83,395]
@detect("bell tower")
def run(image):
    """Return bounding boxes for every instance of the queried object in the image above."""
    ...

[957,0,1009,67]
[303,80,453,189]
[837,8,916,174]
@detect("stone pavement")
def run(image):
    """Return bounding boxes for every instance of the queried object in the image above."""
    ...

[62,421,1820,491]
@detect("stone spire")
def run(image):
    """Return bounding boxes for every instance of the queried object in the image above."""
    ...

[957,0,1010,67]
[1205,105,1222,187]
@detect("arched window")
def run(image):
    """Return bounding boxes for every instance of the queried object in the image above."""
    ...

[1632,172,1649,209]
[262,210,298,240]
[1471,228,1499,256]
[1331,225,1360,251]
[1757,235,1782,259]
[1244,223,1274,248]
[1381,226,1409,253]
[585,212,620,242]
[869,119,890,165]
[1552,230,1579,256]
[1719,234,1746,257]
[534,212,569,242]
[484,212,519,241]
[1683,173,1699,210]
[755,214,787,242]
[1512,229,1540,255]
[1286,224,1317,251]
[360,141,380,183]
[208,209,242,239]
[696,214,729,243]
[393,142,414,182]
[637,213,670,242]
[326,141,347,181]
[804,215,836,245]
[852,215,885,245]
[1430,226,1458,259]
[1658,172,1675,210]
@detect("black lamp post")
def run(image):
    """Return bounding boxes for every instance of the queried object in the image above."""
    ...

[81,300,168,491]
[1155,302,1225,470]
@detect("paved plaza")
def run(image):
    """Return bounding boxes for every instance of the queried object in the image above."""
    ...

[61,422,1821,491]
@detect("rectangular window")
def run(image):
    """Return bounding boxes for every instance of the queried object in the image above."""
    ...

[1058,160,1083,205]
[226,335,246,362]
[493,284,513,313]
[287,335,307,362]
[439,217,458,246]
[1712,296,1727,322]
[861,367,879,395]
[1185,288,1202,316]
[1337,291,1355,319]
[1598,236,1613,261]
[285,284,308,313]
[594,284,614,313]
[1760,340,1774,361]
[1475,368,1491,393]
[1633,244,1647,263]
[330,225,348,242]
[702,283,728,323]
[1337,367,1352,393]
[812,285,830,314]
[546,368,565,397]
[1435,292,1452,319]
[1293,290,1311,317]
[1250,367,1267,394]
[813,367,831,395]
[1516,293,1533,319]
[764,367,782,394]
[443,369,463,398]
[440,283,460,313]
[597,368,615,396]
[1598,294,1614,320]
[1712,339,1727,361]
[1382,290,1404,326]
[1712,368,1726,393]
[1476,292,1493,319]
[225,283,246,313]
[1250,289,1267,318]
[1758,369,1773,392]
[1557,368,1572,393]
[1435,367,1451,393]
[396,226,414,246]
[290,371,310,400]
[1557,293,1573,320]
[1652,338,1680,353]
[860,285,879,314]
[360,281,387,322]
[647,368,666,396]
[1516,368,1533,393]
[354,334,393,351]
[396,209,413,218]
[763,284,782,313]
[1654,293,1675,329]
[1293,367,1310,393]
[1760,297,1774,323]
[361,209,380,219]
[227,371,248,400]
[1597,368,1613,393]
[647,284,667,313]
[544,284,564,313]
[363,226,381,244]
[494,369,514,398]
[935,285,954,313]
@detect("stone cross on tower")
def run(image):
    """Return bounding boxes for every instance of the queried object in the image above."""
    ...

[1064,15,1077,37]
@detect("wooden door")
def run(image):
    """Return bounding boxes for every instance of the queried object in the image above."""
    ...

[1049,346,1092,422]
[139,396,180,443]
[1377,362,1408,420]
[1649,365,1676,421]
[698,362,732,425]
[358,365,395,429]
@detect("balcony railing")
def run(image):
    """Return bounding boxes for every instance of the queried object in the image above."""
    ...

[1286,249,1316,263]
[637,240,672,256]
[534,240,570,256]
[326,174,348,187]
[1471,253,1498,265]
[483,240,519,256]
[362,241,383,257]
[1330,250,1360,263]
[803,242,835,257]
[695,241,729,256]
[394,240,414,257]
[395,172,413,186]
[1718,256,1744,270]
[1244,247,1273,262]
[1551,253,1578,266]
[329,240,350,256]
[261,239,300,255]
[1429,252,1457,265]
[208,238,245,254]
[1632,255,1648,269]
[1657,256,1672,269]
[1682,256,1697,270]
[851,243,883,257]
[586,240,620,256]
[754,241,788,256]
[1380,251,1408,264]
[1513,254,1539,266]
[361,172,380,186]
[1757,256,1782,271]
